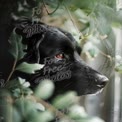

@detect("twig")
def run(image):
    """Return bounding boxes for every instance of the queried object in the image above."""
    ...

[99,50,112,61]
[5,58,17,86]
[42,0,60,15]
[64,5,82,36]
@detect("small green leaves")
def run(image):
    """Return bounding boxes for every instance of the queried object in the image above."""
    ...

[7,77,30,89]
[15,62,44,74]
[7,77,33,98]
[9,30,26,60]
[35,80,54,100]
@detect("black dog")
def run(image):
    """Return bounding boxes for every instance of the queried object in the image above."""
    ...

[15,18,109,98]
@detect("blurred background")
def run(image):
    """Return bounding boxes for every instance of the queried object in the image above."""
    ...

[39,1,122,121]
[0,0,122,122]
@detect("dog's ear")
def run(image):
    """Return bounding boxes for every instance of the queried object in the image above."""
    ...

[58,28,82,55]
[14,17,47,44]
[14,17,32,38]
[14,18,48,63]
[15,17,47,38]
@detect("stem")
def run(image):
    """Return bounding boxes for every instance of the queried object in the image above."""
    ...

[42,0,60,15]
[5,58,17,86]
[99,50,112,61]
[64,5,81,35]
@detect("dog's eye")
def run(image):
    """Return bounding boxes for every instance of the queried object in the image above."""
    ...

[55,54,64,60]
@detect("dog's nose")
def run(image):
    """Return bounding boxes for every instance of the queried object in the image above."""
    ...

[96,74,109,85]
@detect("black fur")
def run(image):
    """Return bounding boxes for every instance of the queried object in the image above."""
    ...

[15,18,109,98]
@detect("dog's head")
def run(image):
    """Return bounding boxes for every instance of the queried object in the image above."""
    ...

[15,18,109,96]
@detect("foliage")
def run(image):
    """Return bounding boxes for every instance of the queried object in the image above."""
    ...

[1,0,122,122]
[0,25,105,122]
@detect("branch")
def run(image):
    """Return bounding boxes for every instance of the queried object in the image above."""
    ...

[5,58,17,86]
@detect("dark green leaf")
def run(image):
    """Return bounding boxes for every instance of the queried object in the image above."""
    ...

[9,30,26,60]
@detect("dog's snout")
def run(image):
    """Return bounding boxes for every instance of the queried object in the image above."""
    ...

[96,74,109,85]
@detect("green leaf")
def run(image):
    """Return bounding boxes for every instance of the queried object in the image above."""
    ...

[88,48,98,58]
[12,106,21,122]
[97,5,122,26]
[18,77,31,88]
[34,102,45,111]
[12,88,21,98]
[35,79,54,100]
[6,77,30,89]
[69,0,97,10]
[39,111,54,122]
[7,77,33,97]
[68,105,87,119]
[9,30,26,60]
[22,88,33,96]
[27,110,54,122]
[6,78,21,89]
[115,64,122,73]
[15,62,44,74]
[53,91,78,109]
[18,77,26,84]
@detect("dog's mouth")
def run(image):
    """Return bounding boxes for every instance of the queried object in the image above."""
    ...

[96,84,106,89]
[76,76,109,96]
[80,87,105,96]
[81,74,109,95]
[90,76,108,94]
